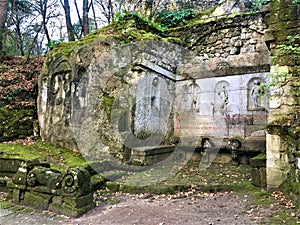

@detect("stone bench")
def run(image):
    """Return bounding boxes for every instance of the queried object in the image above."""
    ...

[130,145,175,166]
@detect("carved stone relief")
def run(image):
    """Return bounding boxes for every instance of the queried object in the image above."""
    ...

[247,78,268,111]
[188,83,201,113]
[214,81,230,115]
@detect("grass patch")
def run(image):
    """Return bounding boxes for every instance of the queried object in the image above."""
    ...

[0,140,87,171]
[0,201,13,209]
[270,211,299,224]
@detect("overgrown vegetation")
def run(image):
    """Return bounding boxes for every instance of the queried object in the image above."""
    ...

[46,39,63,50]
[0,56,43,105]
[154,9,195,28]
[0,140,87,171]
[262,35,300,137]
[250,0,270,11]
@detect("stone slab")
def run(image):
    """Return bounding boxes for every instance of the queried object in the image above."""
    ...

[130,145,175,165]
[23,191,52,210]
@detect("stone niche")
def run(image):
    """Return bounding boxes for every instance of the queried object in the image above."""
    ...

[38,40,189,162]
[175,72,269,150]
[38,11,271,164]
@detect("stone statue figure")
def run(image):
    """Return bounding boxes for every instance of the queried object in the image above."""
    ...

[214,81,230,115]
[218,85,229,111]
[189,83,200,113]
[151,77,160,110]
[250,80,262,109]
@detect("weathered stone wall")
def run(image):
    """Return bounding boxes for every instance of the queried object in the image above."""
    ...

[38,9,272,163]
[167,12,270,76]
[263,0,300,207]
[168,12,270,149]
[158,0,219,11]
[175,73,269,149]
[38,40,186,160]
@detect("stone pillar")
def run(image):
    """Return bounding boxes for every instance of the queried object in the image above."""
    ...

[264,0,300,201]
[266,133,289,188]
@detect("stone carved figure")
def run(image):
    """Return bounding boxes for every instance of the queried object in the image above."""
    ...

[250,79,262,109]
[189,83,200,113]
[151,77,160,110]
[247,78,268,111]
[214,81,230,115]
[218,85,229,111]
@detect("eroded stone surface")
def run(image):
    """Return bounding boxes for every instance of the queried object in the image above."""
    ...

[38,12,270,164]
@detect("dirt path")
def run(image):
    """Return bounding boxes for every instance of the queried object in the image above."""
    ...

[0,191,275,225]
[1,160,299,225]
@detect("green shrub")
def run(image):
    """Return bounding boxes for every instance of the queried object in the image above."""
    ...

[154,9,195,28]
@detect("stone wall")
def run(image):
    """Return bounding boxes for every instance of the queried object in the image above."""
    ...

[38,9,272,163]
[167,12,270,76]
[175,73,269,149]
[263,0,300,207]
[157,0,219,11]
[38,1,300,208]
[169,11,270,149]
[38,40,186,160]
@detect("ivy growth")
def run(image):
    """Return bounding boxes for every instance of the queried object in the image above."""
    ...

[261,35,300,94]
[276,35,300,59]
[154,9,195,28]
[250,0,270,12]
[113,11,166,35]
[263,34,300,137]
[46,39,63,50]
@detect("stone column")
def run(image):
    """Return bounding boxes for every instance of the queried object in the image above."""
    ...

[264,0,300,199]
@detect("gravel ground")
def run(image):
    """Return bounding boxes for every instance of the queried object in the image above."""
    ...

[2,189,297,225]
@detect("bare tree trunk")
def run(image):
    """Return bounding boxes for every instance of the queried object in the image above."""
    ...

[41,0,51,44]
[74,0,83,38]
[24,24,43,63]
[0,0,9,55]
[15,20,25,56]
[82,0,89,36]
[91,0,98,29]
[60,0,75,41]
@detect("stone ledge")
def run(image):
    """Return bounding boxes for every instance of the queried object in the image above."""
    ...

[131,145,175,156]
[130,145,175,166]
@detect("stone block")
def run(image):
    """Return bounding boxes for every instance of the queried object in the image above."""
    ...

[90,175,106,191]
[52,196,63,205]
[267,168,288,188]
[49,202,95,218]
[260,167,267,187]
[0,158,23,173]
[251,168,261,187]
[12,189,23,204]
[12,167,28,185]
[131,145,175,166]
[105,181,119,192]
[28,185,55,194]
[250,154,266,168]
[63,194,93,208]
[23,191,52,210]
[56,167,91,197]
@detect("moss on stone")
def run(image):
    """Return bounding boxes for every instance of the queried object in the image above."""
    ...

[0,105,36,142]
[266,124,289,136]
[101,94,115,117]
[0,141,87,172]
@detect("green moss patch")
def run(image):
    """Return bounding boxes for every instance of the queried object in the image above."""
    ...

[0,141,87,171]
